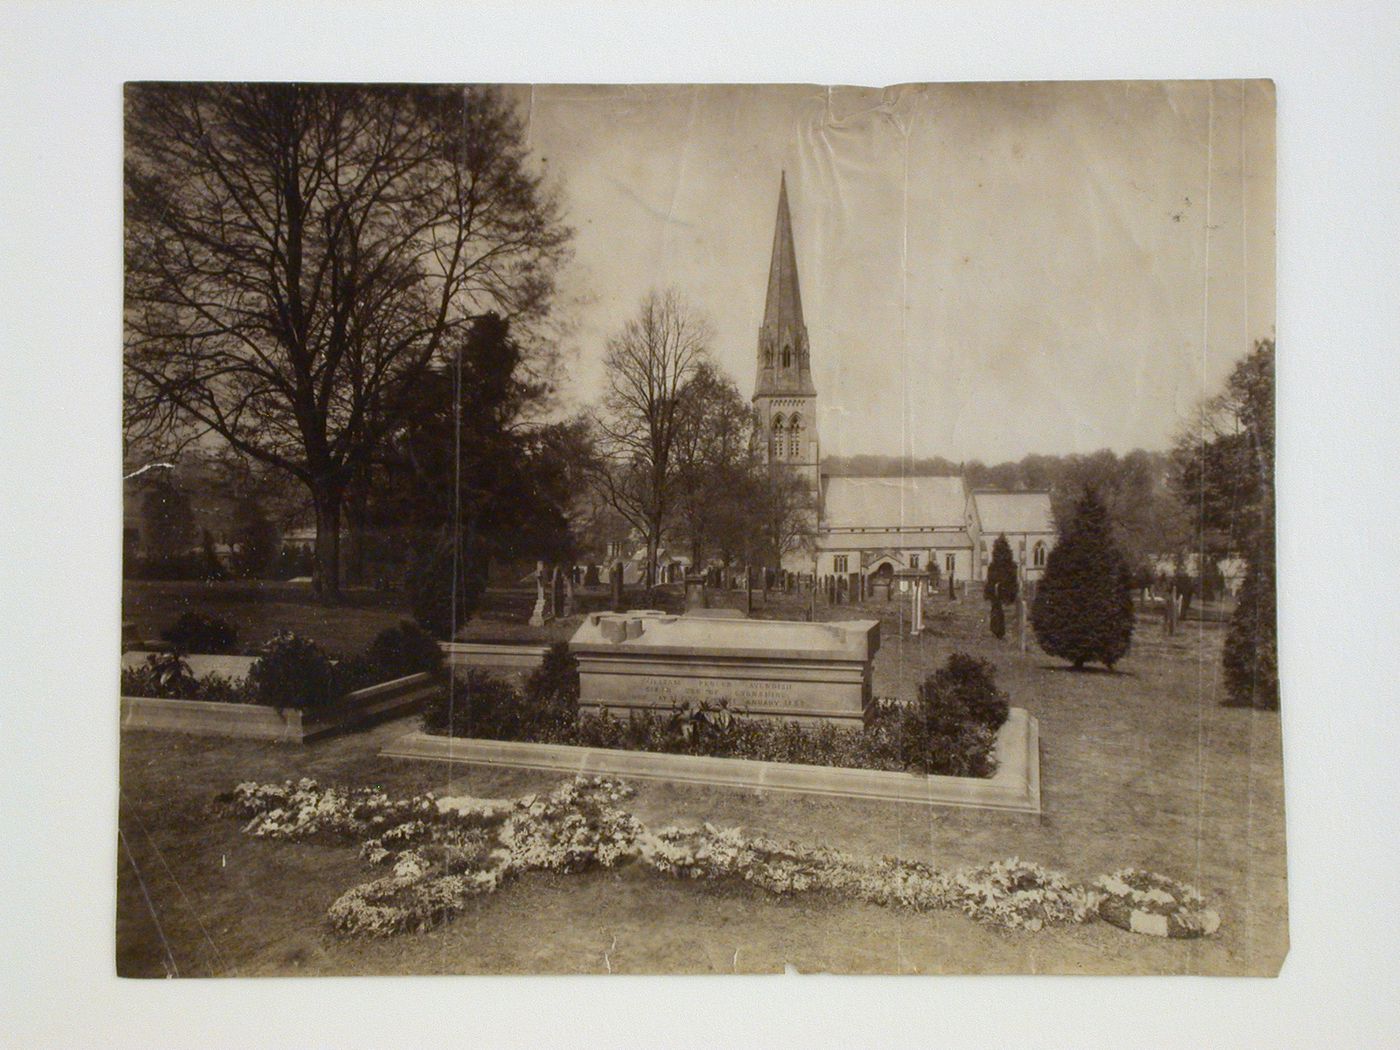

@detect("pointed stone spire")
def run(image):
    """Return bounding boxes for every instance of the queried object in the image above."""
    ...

[755,172,816,398]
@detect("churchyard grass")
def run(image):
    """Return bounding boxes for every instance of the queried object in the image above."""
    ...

[118,584,1285,975]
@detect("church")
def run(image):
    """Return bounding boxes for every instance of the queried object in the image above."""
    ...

[752,174,1057,586]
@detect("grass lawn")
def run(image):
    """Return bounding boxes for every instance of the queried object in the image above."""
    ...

[117,580,1286,976]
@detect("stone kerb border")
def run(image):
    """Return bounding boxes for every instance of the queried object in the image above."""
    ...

[121,672,442,744]
[381,707,1041,815]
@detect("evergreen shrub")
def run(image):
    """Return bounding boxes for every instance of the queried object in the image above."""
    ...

[366,620,445,680]
[1031,490,1135,669]
[161,611,240,654]
[248,631,338,708]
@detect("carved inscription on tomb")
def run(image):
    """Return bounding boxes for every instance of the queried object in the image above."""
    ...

[634,675,802,711]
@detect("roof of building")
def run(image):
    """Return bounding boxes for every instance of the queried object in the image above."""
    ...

[822,475,969,530]
[816,531,973,552]
[971,491,1056,536]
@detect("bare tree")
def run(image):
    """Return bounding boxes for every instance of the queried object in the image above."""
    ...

[124,84,570,599]
[756,462,818,569]
[588,290,710,588]
[671,362,759,568]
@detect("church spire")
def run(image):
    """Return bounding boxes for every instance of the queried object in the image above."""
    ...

[754,172,816,398]
[763,171,804,332]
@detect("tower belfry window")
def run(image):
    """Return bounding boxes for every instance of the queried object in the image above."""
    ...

[782,344,791,368]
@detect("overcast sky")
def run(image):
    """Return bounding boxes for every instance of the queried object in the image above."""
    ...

[513,81,1274,463]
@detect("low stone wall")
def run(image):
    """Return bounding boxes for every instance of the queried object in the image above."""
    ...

[120,672,442,744]
[380,707,1040,814]
[440,642,550,673]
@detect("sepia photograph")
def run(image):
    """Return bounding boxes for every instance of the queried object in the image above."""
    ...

[114,79,1285,978]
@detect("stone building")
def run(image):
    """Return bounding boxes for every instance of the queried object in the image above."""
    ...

[750,174,1057,583]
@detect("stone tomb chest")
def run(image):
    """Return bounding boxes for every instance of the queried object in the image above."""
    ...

[568,611,880,726]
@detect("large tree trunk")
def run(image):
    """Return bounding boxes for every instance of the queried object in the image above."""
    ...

[311,483,343,602]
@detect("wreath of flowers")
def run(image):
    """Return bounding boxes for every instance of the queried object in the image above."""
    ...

[1093,868,1221,938]
[214,776,1220,942]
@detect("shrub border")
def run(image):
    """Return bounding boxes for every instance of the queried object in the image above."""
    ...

[120,672,442,743]
[381,707,1040,814]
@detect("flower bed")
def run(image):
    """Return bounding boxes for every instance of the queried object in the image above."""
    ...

[424,645,1008,778]
[120,623,445,742]
[211,774,1218,941]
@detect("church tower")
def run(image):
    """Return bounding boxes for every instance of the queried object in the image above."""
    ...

[753,172,820,491]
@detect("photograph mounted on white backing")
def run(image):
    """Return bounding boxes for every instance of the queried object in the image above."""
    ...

[119,80,1280,976]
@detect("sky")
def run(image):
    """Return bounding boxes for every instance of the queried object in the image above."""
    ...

[510,81,1274,463]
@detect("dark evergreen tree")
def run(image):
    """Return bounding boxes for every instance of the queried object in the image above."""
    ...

[989,597,1006,640]
[1174,340,1277,708]
[1030,489,1135,669]
[230,497,280,578]
[984,533,1019,603]
[1222,535,1278,709]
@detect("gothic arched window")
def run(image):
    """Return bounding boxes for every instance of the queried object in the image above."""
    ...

[787,414,802,458]
[770,415,785,458]
[782,344,791,368]
[1033,541,1047,568]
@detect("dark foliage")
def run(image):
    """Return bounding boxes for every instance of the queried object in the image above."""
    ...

[366,620,445,680]
[420,667,534,740]
[1031,490,1135,669]
[984,533,1019,604]
[230,498,280,578]
[200,529,229,581]
[521,643,582,739]
[247,632,338,709]
[407,532,489,641]
[120,653,250,704]
[126,552,209,580]
[161,612,239,655]
[898,654,1007,778]
[423,654,1002,778]
[1223,541,1279,710]
[1173,340,1276,707]
[271,546,315,580]
[989,598,1006,640]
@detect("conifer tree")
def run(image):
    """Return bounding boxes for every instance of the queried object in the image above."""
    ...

[984,533,1019,604]
[1030,489,1135,669]
[989,597,1006,640]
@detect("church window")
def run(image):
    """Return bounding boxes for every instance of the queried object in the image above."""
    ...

[770,415,785,458]
[782,344,791,368]
[833,555,848,574]
[910,554,920,570]
[1033,541,1047,568]
[945,553,956,574]
[788,415,802,458]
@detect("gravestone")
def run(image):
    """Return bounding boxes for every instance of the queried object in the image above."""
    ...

[684,573,707,610]
[551,566,566,618]
[529,561,553,627]
[563,567,577,616]
[610,561,625,610]
[570,611,881,726]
